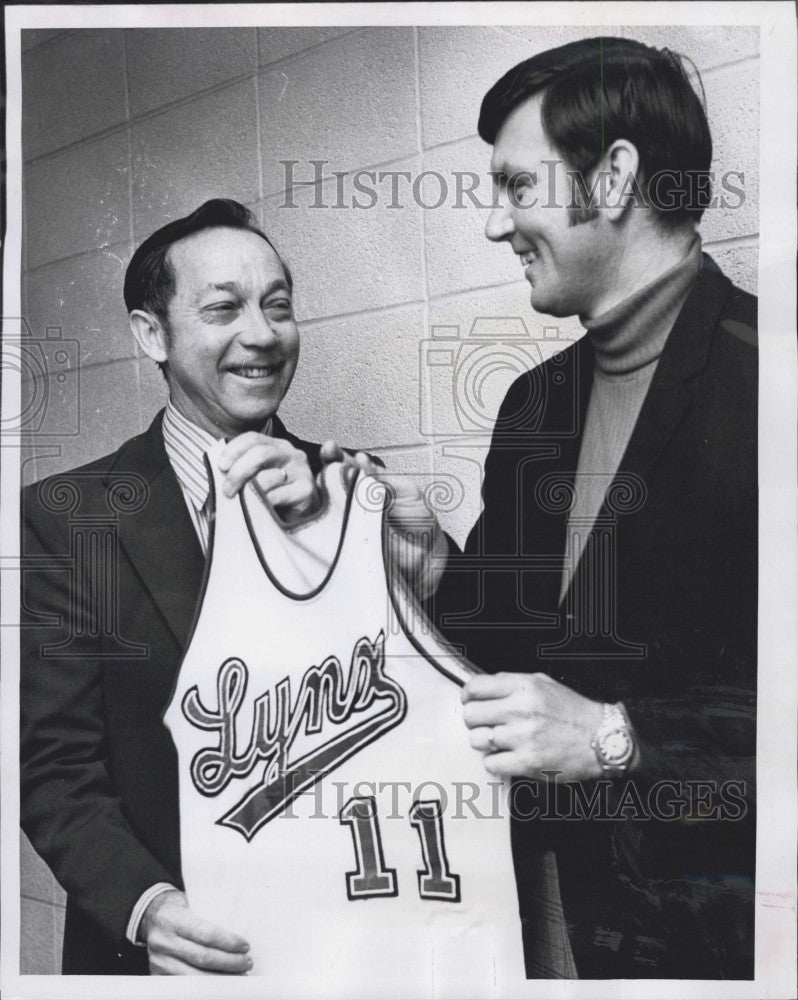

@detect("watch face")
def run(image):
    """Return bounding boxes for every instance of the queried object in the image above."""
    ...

[600,729,633,765]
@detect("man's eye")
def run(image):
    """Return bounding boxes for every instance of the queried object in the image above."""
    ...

[207,302,236,313]
[265,300,293,318]
[510,172,537,197]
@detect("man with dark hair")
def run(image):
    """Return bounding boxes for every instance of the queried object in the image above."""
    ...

[123,199,294,379]
[433,37,756,979]
[478,36,714,230]
[21,199,444,974]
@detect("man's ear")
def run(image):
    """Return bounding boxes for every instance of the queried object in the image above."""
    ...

[129,310,169,364]
[603,139,641,221]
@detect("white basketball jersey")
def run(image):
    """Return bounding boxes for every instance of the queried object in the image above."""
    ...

[164,441,531,997]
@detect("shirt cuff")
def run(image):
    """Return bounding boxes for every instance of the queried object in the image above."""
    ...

[126,882,178,946]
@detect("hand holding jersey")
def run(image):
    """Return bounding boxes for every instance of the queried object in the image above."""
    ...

[320,443,449,602]
[306,453,616,786]
[218,431,336,525]
[215,435,448,602]
[462,673,607,782]
[320,453,625,787]
[159,443,545,992]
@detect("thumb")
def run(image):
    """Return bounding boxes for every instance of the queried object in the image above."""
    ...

[319,440,345,465]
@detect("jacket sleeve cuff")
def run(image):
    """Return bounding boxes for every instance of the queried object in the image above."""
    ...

[126,883,178,946]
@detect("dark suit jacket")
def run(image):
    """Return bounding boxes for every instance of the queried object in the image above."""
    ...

[21,411,324,974]
[433,258,757,979]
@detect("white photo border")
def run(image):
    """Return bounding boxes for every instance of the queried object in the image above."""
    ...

[2,3,796,998]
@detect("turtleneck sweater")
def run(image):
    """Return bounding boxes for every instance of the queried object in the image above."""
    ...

[559,235,702,603]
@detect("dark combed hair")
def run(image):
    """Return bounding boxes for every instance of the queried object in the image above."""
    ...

[123,198,293,323]
[478,36,713,226]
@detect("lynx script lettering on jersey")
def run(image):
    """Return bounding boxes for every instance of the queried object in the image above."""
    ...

[180,631,407,840]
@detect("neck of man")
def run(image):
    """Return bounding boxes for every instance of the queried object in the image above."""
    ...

[579,220,699,323]
[166,391,274,441]
[582,232,702,374]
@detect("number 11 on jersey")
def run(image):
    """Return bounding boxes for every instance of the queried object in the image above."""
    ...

[340,797,461,902]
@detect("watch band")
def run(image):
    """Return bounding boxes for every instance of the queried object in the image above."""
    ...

[602,702,626,730]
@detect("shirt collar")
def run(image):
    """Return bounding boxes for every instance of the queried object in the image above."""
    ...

[582,234,702,375]
[161,401,275,512]
[162,401,219,512]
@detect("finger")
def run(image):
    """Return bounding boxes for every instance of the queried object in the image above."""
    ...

[352,450,378,472]
[157,937,253,974]
[337,451,378,489]
[481,750,522,778]
[254,457,315,502]
[223,443,288,496]
[340,458,360,489]
[251,466,293,499]
[462,698,511,729]
[150,952,248,976]
[468,726,495,753]
[218,432,275,472]
[462,672,522,703]
[468,726,517,753]
[319,440,345,464]
[258,479,317,516]
[169,909,250,954]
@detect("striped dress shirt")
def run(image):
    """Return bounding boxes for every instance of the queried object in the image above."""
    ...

[161,400,272,554]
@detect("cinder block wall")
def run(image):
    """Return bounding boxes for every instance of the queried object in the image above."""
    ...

[19,24,759,972]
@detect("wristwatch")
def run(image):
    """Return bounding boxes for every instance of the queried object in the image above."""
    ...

[590,703,635,776]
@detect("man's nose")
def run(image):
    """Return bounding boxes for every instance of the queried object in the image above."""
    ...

[239,307,280,346]
[485,197,514,243]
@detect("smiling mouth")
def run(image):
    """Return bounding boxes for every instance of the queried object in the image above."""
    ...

[229,363,282,380]
[519,248,539,267]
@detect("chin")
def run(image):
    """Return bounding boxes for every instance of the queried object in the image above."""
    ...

[528,293,574,320]
[222,405,280,435]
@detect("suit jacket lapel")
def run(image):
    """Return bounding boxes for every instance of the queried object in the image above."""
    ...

[616,266,730,485]
[561,265,732,610]
[543,334,595,523]
[526,337,594,610]
[107,411,206,649]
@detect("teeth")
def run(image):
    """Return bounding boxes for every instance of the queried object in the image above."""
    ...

[235,366,276,378]
[520,250,537,266]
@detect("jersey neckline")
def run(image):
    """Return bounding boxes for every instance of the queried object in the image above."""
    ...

[239,463,359,602]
